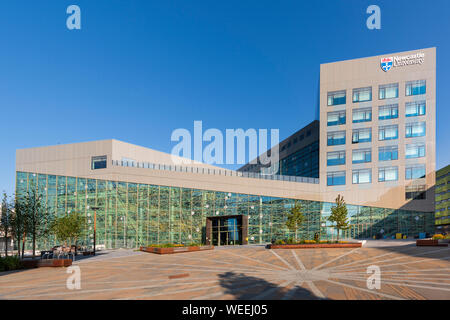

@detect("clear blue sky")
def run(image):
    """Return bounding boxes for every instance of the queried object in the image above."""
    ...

[0,0,449,195]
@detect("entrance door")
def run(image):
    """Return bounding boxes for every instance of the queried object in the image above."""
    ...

[211,216,242,246]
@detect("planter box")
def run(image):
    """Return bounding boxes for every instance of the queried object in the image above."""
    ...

[22,259,73,269]
[140,245,214,255]
[416,239,448,247]
[267,243,362,249]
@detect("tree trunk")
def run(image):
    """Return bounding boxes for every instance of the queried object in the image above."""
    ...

[21,236,26,259]
[4,229,8,257]
[16,233,21,258]
[32,228,36,259]
[337,229,340,242]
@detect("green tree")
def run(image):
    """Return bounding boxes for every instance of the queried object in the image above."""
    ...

[0,193,13,256]
[50,212,84,250]
[328,194,350,242]
[23,189,49,258]
[11,195,28,259]
[286,201,305,241]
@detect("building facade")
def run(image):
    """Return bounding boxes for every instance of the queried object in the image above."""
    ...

[435,165,450,233]
[15,48,437,250]
[320,47,436,213]
[238,121,320,178]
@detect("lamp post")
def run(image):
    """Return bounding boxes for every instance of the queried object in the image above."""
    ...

[90,206,100,255]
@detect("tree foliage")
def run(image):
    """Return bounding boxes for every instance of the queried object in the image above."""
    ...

[328,194,350,241]
[50,212,84,247]
[0,193,13,256]
[286,201,305,241]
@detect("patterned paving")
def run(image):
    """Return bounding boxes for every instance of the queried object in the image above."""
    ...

[0,243,449,300]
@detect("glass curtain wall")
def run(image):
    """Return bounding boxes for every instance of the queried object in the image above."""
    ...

[16,171,435,249]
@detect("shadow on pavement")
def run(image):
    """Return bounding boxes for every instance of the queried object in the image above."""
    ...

[217,271,325,300]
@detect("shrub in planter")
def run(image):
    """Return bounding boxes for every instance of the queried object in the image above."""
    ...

[432,234,444,240]
[0,256,23,272]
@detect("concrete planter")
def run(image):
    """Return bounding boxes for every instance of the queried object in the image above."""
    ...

[416,239,448,247]
[267,243,362,249]
[140,245,214,255]
[22,259,73,268]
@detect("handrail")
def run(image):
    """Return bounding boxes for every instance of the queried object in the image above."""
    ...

[111,160,319,184]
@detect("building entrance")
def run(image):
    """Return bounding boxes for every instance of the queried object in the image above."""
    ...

[210,216,243,246]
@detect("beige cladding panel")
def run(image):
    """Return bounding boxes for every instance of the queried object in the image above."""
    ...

[319,48,436,212]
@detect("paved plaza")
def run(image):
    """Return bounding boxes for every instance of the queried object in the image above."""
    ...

[0,241,449,300]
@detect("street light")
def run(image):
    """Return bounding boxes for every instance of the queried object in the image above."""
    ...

[89,206,100,255]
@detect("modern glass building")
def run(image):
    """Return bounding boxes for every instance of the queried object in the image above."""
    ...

[16,170,435,250]
[15,48,437,250]
[435,165,450,232]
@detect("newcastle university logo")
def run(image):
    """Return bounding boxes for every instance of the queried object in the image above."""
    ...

[381,57,393,72]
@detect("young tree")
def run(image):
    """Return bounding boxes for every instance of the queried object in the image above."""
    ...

[50,212,84,250]
[0,192,13,256]
[11,195,28,259]
[286,201,305,242]
[328,194,350,242]
[23,189,49,258]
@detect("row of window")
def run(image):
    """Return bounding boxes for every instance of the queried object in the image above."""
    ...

[327,101,426,126]
[327,80,426,106]
[326,144,426,166]
[327,164,426,186]
[327,122,426,146]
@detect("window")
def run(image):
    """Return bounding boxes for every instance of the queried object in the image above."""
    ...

[352,169,372,184]
[327,151,346,166]
[379,125,398,141]
[378,166,398,182]
[406,122,426,138]
[352,149,372,164]
[379,146,398,161]
[352,107,372,123]
[327,90,346,106]
[406,185,426,200]
[91,156,107,170]
[406,80,426,96]
[405,144,426,159]
[405,101,426,117]
[406,165,426,180]
[327,131,346,146]
[327,171,346,186]
[379,104,398,120]
[379,83,399,99]
[327,111,346,126]
[353,87,372,103]
[352,128,371,144]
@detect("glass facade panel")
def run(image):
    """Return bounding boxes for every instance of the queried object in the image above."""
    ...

[327,111,346,126]
[406,101,426,117]
[352,128,371,144]
[406,80,426,96]
[406,165,426,180]
[353,87,372,102]
[379,146,398,161]
[15,171,435,247]
[378,167,398,182]
[352,107,372,123]
[379,104,398,120]
[379,83,399,100]
[352,149,371,164]
[406,122,426,138]
[327,131,346,146]
[405,144,426,159]
[327,90,346,106]
[327,151,345,166]
[379,125,398,141]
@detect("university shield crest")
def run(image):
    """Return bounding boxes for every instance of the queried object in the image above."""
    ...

[381,57,393,72]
